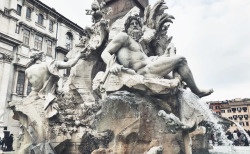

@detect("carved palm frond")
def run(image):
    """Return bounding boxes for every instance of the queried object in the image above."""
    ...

[155,13,174,32]
[144,0,174,31]
[143,5,151,25]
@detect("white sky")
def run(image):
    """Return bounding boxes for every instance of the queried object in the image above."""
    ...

[40,0,250,101]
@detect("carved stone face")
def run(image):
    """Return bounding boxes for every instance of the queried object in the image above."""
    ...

[127,19,143,42]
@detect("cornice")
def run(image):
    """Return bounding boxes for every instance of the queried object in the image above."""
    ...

[56,46,69,55]
[0,9,19,21]
[0,32,22,46]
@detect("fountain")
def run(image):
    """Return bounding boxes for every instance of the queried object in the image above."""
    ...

[8,0,239,154]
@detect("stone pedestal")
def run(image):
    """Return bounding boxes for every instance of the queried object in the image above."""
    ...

[95,91,185,154]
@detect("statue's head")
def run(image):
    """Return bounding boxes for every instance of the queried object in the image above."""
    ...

[124,15,142,32]
[30,51,45,62]
[91,0,100,11]
[124,15,143,42]
[26,51,45,68]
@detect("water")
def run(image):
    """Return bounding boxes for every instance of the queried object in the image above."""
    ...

[178,89,231,146]
[231,120,250,143]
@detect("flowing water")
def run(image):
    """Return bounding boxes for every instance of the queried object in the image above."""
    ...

[178,89,232,146]
[231,120,250,143]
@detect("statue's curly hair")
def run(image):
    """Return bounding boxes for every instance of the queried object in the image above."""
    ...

[124,15,142,32]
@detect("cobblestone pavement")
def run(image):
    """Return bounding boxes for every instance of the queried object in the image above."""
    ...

[0,150,14,154]
[209,146,250,154]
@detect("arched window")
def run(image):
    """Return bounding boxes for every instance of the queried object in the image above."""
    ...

[38,13,43,25]
[26,7,31,19]
[66,32,73,50]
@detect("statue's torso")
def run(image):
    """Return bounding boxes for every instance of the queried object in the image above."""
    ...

[25,62,50,92]
[117,36,148,71]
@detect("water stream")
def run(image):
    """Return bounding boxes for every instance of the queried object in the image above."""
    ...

[231,120,250,143]
[178,89,231,146]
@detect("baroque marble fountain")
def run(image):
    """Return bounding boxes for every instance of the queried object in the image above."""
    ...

[9,0,236,154]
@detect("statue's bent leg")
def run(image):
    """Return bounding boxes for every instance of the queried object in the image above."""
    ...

[177,63,213,97]
[140,55,185,77]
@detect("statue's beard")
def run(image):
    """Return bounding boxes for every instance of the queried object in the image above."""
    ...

[128,29,143,42]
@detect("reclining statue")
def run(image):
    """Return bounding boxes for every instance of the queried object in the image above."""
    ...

[101,15,213,98]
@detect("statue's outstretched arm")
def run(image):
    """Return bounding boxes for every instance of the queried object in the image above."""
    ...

[56,52,81,69]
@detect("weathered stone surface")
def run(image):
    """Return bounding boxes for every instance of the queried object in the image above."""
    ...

[94,91,184,154]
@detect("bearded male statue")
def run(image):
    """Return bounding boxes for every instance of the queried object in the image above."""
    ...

[101,15,213,98]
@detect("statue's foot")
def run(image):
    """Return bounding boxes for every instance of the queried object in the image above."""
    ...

[197,89,213,98]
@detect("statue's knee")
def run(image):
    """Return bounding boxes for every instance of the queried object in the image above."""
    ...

[175,56,185,62]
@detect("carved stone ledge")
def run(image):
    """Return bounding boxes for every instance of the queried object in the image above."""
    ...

[93,71,180,96]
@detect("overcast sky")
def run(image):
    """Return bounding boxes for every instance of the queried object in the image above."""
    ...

[40,0,250,102]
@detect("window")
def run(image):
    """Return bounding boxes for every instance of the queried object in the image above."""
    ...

[65,68,71,77]
[23,29,30,45]
[15,25,20,34]
[66,32,73,50]
[227,109,231,113]
[221,110,225,113]
[238,115,243,120]
[47,40,52,56]
[243,107,247,112]
[232,108,236,113]
[17,5,22,16]
[16,71,25,95]
[38,14,44,25]
[215,106,219,109]
[237,107,241,112]
[209,106,213,109]
[27,81,32,95]
[64,57,71,76]
[26,7,31,19]
[34,35,43,50]
[233,115,237,120]
[244,115,248,120]
[216,112,220,115]
[246,122,249,126]
[49,20,54,31]
[239,122,244,126]
[228,117,232,120]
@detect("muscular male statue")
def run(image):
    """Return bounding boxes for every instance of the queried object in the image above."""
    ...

[25,51,82,99]
[101,15,213,97]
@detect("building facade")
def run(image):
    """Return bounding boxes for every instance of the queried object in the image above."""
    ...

[0,0,83,138]
[208,98,250,132]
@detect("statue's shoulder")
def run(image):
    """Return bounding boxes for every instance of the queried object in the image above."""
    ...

[113,32,129,42]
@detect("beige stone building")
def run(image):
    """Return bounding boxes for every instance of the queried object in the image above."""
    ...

[208,98,250,132]
[0,0,83,138]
